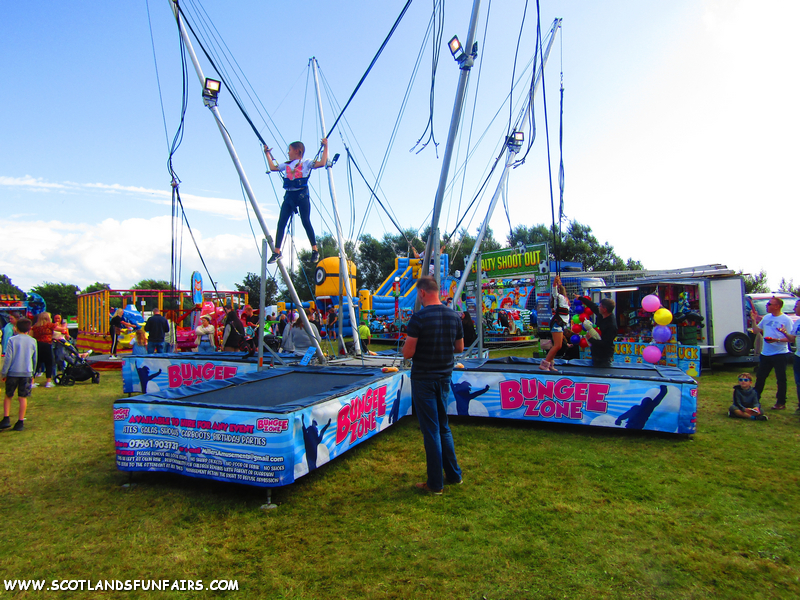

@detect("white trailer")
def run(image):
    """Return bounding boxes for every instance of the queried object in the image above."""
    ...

[593,271,753,365]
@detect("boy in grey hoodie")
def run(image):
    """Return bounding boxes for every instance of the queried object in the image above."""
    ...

[729,372,767,421]
[1,317,37,431]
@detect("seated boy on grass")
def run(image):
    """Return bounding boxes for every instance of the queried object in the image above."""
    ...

[729,372,767,421]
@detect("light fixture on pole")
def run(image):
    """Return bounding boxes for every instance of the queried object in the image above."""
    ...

[448,36,464,62]
[202,78,221,107]
[507,130,524,150]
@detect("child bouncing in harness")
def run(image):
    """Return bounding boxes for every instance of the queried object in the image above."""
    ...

[540,276,571,373]
[264,138,329,265]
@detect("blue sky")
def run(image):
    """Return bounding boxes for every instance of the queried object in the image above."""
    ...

[2,0,798,294]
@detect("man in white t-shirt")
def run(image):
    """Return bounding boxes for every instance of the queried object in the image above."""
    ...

[751,296,793,410]
[778,299,800,413]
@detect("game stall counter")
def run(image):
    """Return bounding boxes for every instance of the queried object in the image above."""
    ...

[609,339,700,377]
[578,327,702,377]
[114,367,412,488]
[587,284,706,376]
[448,357,697,435]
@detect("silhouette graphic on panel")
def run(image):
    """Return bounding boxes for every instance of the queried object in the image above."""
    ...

[450,381,491,416]
[136,363,162,394]
[389,379,403,425]
[615,385,668,429]
[302,414,331,471]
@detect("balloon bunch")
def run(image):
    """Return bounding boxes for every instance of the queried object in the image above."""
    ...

[568,299,600,349]
[641,294,673,364]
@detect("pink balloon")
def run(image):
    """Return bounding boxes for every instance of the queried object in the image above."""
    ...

[643,345,662,364]
[641,294,661,313]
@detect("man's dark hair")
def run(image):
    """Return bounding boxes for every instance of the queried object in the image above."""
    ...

[416,276,438,294]
[599,298,616,313]
[16,317,32,333]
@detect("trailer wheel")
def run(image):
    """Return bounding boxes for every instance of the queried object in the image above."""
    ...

[724,332,751,357]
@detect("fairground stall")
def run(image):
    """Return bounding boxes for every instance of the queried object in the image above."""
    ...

[77,285,247,359]
[458,244,548,346]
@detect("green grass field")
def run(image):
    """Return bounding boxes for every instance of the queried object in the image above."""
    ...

[1,355,798,599]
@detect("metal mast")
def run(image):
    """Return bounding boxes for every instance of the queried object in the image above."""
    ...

[311,58,361,356]
[451,18,562,308]
[419,0,482,303]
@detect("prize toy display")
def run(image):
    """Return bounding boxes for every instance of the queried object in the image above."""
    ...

[569,298,601,349]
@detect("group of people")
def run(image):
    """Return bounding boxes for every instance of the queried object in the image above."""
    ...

[198,305,329,357]
[1,311,76,430]
[732,297,800,420]
[110,307,171,359]
[2,311,74,390]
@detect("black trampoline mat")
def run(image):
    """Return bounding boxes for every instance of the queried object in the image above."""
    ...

[184,371,371,409]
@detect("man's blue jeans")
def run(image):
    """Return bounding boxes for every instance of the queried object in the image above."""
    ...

[794,354,800,408]
[197,341,215,353]
[147,341,165,354]
[754,352,789,405]
[411,377,462,491]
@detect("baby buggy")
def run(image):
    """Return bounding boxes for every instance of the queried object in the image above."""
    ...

[53,339,100,386]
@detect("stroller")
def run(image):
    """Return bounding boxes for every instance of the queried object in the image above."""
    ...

[53,339,100,386]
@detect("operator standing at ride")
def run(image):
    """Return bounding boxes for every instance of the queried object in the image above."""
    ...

[402,276,464,495]
[264,139,328,265]
[751,297,792,410]
[578,295,617,368]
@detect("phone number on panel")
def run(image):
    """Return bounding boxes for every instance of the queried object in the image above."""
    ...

[127,439,179,450]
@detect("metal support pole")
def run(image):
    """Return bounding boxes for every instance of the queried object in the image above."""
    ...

[258,239,267,370]
[168,0,325,364]
[419,0,482,302]
[311,58,361,355]
[477,251,484,357]
[451,18,562,308]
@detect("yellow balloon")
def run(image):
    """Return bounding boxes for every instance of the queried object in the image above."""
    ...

[654,308,673,326]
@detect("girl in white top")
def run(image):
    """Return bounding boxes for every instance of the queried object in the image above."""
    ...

[540,277,570,372]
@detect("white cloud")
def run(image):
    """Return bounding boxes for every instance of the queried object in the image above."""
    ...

[0,176,270,220]
[0,216,264,292]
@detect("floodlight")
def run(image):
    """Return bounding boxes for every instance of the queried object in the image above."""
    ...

[507,130,524,149]
[448,36,464,61]
[204,78,221,96]
[202,78,221,106]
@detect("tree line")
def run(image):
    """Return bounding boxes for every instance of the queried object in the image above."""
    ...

[257,219,646,305]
